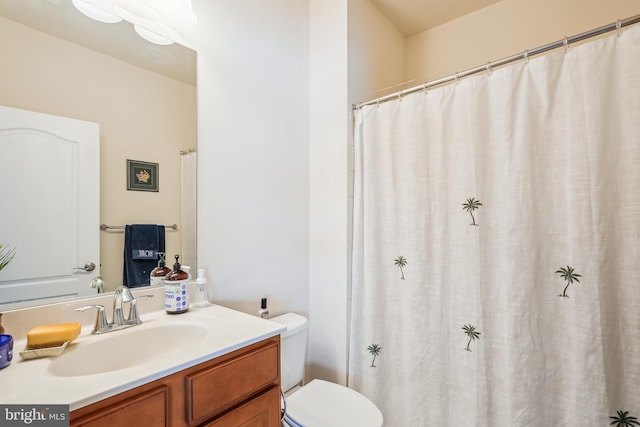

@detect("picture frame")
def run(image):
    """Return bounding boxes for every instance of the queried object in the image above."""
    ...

[127,159,158,192]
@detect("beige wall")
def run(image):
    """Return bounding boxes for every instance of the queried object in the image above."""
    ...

[348,0,406,102]
[0,16,196,291]
[406,0,640,83]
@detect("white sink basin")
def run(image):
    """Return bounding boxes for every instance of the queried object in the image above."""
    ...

[48,322,208,377]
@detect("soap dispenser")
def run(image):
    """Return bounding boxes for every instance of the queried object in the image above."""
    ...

[194,268,211,308]
[164,255,189,314]
[150,252,171,287]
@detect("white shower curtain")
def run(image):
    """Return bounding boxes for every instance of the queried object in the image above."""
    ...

[349,25,640,426]
[181,150,197,271]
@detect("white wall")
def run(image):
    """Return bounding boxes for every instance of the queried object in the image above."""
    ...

[179,0,404,386]
[308,0,350,385]
[187,0,310,319]
[308,0,405,384]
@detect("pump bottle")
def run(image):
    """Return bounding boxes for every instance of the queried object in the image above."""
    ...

[194,269,211,307]
[150,252,171,287]
[164,255,189,314]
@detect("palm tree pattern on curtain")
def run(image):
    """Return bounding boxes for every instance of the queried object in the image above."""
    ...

[610,410,640,427]
[555,265,581,298]
[462,197,483,226]
[353,27,640,424]
[394,256,407,280]
[367,198,632,421]
[368,344,382,367]
[462,324,481,352]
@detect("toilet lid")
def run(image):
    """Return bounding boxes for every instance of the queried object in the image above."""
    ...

[284,380,383,427]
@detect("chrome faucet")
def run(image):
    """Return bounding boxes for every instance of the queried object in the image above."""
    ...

[77,285,153,334]
[112,285,134,327]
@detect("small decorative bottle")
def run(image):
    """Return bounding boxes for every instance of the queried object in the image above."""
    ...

[164,255,190,314]
[258,298,269,319]
[150,252,171,287]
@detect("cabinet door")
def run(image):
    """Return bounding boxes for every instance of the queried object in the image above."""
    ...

[202,386,281,427]
[70,386,169,427]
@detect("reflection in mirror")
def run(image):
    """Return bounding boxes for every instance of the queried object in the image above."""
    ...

[0,0,197,310]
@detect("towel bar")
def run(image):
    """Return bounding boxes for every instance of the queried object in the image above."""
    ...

[100,224,178,231]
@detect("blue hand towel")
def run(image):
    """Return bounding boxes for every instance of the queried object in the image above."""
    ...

[130,224,161,260]
[123,224,166,288]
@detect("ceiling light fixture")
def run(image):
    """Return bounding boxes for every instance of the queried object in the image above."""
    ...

[71,0,197,45]
[71,0,122,24]
[134,25,174,46]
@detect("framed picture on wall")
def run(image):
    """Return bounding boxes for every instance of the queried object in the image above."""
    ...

[127,159,158,192]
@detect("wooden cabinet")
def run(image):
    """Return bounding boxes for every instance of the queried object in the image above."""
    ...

[70,336,280,427]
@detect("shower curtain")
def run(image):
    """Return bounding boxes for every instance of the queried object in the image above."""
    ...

[181,150,197,271]
[349,25,640,426]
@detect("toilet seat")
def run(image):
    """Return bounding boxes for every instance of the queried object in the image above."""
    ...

[283,379,383,427]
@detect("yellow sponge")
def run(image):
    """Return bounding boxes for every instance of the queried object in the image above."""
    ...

[26,322,82,347]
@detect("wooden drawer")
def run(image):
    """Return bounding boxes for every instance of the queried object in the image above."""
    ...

[71,385,169,427]
[200,386,281,427]
[185,339,280,425]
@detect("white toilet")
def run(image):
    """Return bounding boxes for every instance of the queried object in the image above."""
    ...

[271,313,383,427]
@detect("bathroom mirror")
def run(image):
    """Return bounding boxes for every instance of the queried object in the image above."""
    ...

[0,0,197,310]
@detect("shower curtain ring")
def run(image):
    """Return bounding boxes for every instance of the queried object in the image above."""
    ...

[485,62,492,74]
[616,19,622,37]
[523,50,529,63]
[563,36,569,52]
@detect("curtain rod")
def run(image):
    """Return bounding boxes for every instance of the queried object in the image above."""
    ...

[354,13,640,110]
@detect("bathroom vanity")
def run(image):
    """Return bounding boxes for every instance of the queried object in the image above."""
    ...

[0,290,285,427]
[70,336,281,426]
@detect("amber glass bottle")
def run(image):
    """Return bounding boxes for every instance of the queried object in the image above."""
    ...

[164,255,190,314]
[150,252,171,287]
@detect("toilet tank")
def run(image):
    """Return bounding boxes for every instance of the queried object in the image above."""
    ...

[271,312,308,393]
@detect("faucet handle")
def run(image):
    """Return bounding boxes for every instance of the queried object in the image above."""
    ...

[76,304,108,334]
[126,295,154,325]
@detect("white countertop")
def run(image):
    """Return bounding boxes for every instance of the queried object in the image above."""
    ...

[0,304,285,411]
